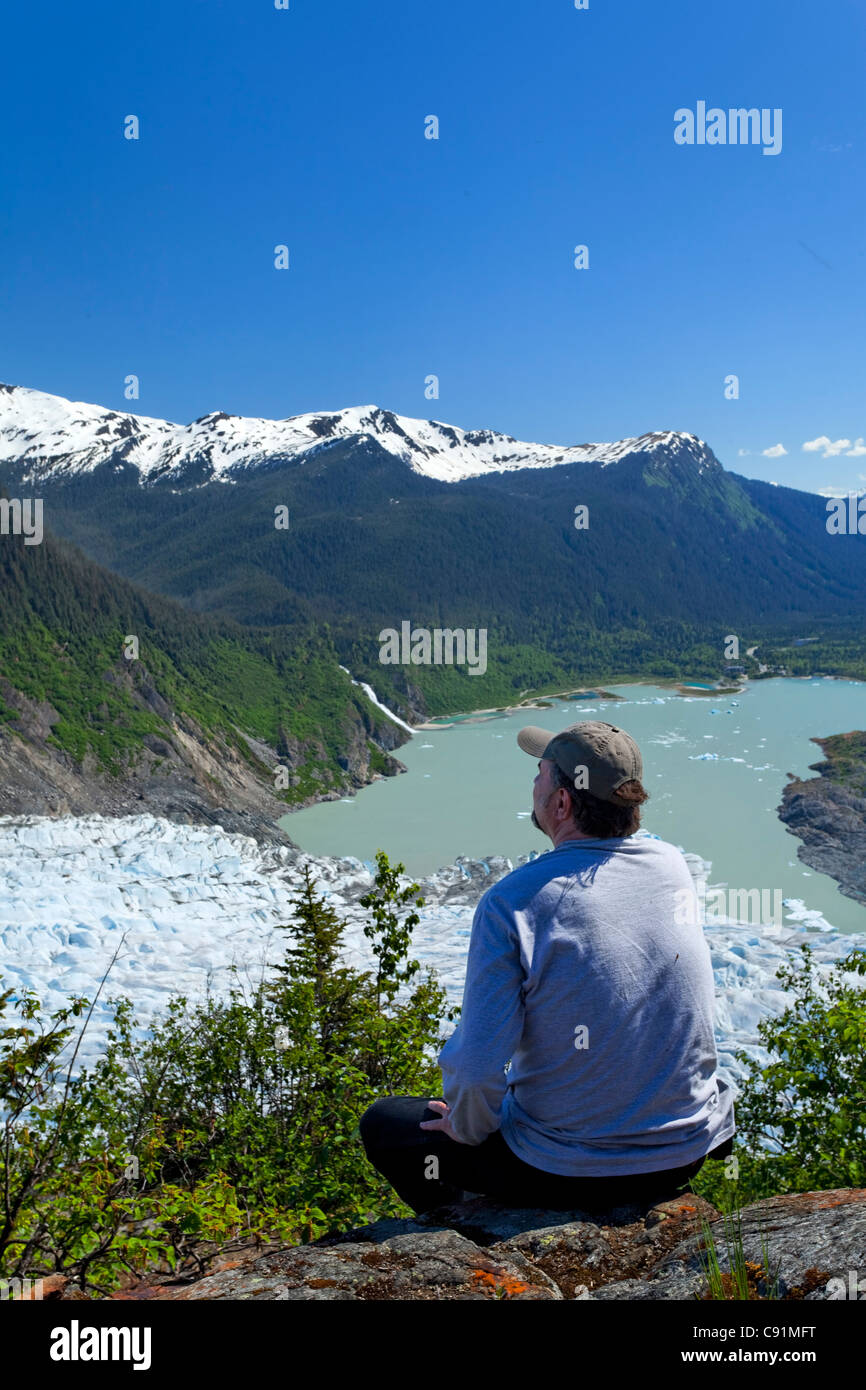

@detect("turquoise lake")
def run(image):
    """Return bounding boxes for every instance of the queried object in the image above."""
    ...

[281,678,866,935]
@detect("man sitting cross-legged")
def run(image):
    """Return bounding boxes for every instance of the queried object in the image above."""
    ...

[359,720,735,1214]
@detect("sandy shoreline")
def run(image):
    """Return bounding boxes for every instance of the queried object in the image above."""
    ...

[416,678,753,730]
[412,670,862,731]
[415,683,636,730]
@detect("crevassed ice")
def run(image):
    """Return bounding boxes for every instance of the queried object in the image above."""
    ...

[0,815,855,1089]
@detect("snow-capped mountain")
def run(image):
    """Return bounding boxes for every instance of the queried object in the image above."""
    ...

[0,381,717,487]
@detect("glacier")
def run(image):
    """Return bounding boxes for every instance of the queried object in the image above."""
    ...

[0,813,862,1090]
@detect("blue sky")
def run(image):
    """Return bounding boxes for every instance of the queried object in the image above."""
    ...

[2,0,864,494]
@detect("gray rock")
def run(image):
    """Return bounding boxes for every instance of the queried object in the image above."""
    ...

[586,1272,707,1300]
[778,742,866,907]
[656,1188,866,1300]
[170,1227,560,1301]
[107,1188,866,1302]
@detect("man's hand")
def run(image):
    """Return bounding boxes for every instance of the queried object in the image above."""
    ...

[419,1099,468,1144]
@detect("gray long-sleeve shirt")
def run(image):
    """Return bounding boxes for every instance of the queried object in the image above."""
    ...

[437,832,735,1175]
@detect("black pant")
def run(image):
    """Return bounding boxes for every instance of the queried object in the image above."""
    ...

[359,1096,729,1216]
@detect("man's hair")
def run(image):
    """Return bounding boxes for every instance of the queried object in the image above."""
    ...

[550,762,649,838]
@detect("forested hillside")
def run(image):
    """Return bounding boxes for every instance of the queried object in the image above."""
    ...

[0,516,406,820]
[6,427,865,720]
[9,436,863,637]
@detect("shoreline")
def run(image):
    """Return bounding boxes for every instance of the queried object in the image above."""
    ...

[412,671,865,730]
[414,678,743,730]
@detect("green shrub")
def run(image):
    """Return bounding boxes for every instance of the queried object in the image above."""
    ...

[692,943,866,1210]
[0,852,455,1295]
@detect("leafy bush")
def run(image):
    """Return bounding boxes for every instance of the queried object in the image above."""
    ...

[6,879,863,1295]
[0,852,455,1296]
[692,943,866,1209]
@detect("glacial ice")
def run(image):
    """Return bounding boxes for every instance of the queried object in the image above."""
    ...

[0,814,861,1092]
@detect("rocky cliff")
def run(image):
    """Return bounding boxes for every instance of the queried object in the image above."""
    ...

[44,1188,866,1302]
[0,665,408,847]
[778,731,866,907]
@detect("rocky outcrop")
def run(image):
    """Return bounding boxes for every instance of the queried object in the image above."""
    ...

[0,664,407,847]
[0,677,295,845]
[374,672,429,726]
[55,1188,864,1302]
[778,732,866,907]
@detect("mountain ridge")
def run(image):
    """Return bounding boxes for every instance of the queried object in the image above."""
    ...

[0,381,721,486]
[3,381,866,729]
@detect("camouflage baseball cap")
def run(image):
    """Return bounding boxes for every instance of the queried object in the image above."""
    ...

[516,720,643,802]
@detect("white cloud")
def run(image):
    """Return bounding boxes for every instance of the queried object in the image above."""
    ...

[803,435,852,457]
[737,448,751,457]
[817,485,861,498]
[762,443,787,458]
[846,437,866,456]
